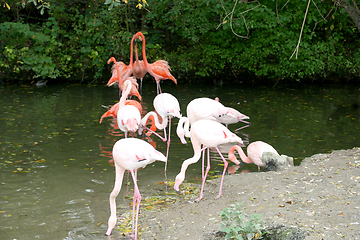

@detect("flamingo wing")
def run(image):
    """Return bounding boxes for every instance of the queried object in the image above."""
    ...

[149,60,177,83]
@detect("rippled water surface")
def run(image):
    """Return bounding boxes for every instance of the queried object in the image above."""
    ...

[0,80,359,239]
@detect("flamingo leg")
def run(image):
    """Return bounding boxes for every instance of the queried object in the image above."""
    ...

[214,147,228,199]
[235,120,252,131]
[156,81,162,94]
[164,117,172,169]
[201,146,205,180]
[130,170,141,240]
[139,79,143,95]
[142,126,167,142]
[196,147,211,202]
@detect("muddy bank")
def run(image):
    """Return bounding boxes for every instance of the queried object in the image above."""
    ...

[139,147,360,239]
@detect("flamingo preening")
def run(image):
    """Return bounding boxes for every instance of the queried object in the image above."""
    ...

[140,93,181,171]
[228,141,280,171]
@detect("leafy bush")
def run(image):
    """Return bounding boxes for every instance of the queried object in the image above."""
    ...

[220,202,267,240]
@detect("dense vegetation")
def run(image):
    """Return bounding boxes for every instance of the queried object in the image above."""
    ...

[0,0,359,84]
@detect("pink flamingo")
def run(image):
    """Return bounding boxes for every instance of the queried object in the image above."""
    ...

[215,97,251,130]
[105,138,167,238]
[106,34,136,88]
[174,119,244,201]
[132,41,147,93]
[116,79,142,138]
[100,100,157,136]
[228,141,279,171]
[140,93,181,168]
[99,100,142,124]
[134,31,177,94]
[176,97,231,144]
[107,57,142,101]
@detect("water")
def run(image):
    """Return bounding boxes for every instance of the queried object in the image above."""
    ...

[0,80,359,239]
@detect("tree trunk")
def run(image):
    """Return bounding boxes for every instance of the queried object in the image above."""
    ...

[337,0,360,31]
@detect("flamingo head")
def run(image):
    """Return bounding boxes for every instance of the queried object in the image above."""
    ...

[176,127,187,144]
[228,145,241,165]
[107,57,116,64]
[174,173,185,194]
[134,31,144,42]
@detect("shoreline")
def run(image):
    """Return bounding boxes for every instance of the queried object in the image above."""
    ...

[138,147,360,239]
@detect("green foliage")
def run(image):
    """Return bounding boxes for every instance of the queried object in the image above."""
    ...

[220,202,267,240]
[0,0,359,83]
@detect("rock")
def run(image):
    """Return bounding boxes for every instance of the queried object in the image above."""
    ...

[262,152,294,171]
[263,225,308,240]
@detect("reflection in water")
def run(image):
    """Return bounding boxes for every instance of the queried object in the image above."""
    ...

[0,82,359,239]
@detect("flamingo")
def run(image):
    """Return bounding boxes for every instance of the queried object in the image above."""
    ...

[107,58,142,101]
[99,100,142,124]
[228,141,280,171]
[215,97,251,130]
[105,138,167,239]
[106,34,136,90]
[134,31,177,94]
[132,41,147,93]
[174,119,244,201]
[100,100,157,135]
[176,97,231,144]
[140,93,181,169]
[116,79,141,138]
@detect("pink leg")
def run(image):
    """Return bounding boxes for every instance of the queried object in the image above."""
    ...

[164,117,171,171]
[235,120,251,131]
[130,170,141,240]
[156,82,162,94]
[143,126,167,142]
[258,165,261,172]
[201,146,205,180]
[214,147,228,199]
[196,148,211,202]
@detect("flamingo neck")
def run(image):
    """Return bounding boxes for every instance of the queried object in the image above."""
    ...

[139,32,149,66]
[176,117,190,144]
[179,138,202,177]
[119,80,132,107]
[229,145,253,164]
[112,58,124,86]
[135,42,139,61]
[129,35,135,67]
[141,111,168,130]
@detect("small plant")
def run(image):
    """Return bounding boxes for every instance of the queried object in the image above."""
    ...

[220,202,267,240]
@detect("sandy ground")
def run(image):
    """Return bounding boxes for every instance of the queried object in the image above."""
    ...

[108,147,360,239]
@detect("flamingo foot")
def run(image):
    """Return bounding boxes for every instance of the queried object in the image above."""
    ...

[105,228,113,236]
[214,193,222,199]
[195,194,203,202]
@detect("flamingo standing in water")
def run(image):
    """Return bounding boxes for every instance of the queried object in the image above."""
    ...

[105,138,167,239]
[176,97,231,144]
[134,31,177,94]
[140,93,181,170]
[174,119,244,201]
[116,78,142,138]
[132,41,147,94]
[228,141,279,171]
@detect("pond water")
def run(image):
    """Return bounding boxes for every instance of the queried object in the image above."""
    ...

[0,80,359,239]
